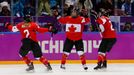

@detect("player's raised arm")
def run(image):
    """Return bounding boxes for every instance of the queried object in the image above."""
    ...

[5,22,20,32]
[58,16,68,24]
[35,24,49,33]
[81,17,90,25]
[35,23,58,34]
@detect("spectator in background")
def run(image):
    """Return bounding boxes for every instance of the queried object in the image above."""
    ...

[56,0,61,6]
[38,0,51,16]
[13,0,35,17]
[0,1,10,16]
[121,0,133,16]
[23,3,35,16]
[80,8,88,18]
[114,0,125,16]
[0,0,10,10]
[77,0,93,14]
[95,0,114,15]
[131,1,134,16]
[122,22,133,31]
[13,0,24,17]
[50,0,57,8]
[52,8,61,18]
[0,6,10,16]
[63,4,73,16]
[65,0,77,7]
[118,0,125,9]
[63,0,78,16]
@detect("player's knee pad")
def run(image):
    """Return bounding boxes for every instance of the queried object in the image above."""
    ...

[63,51,70,56]
[19,54,28,59]
[35,56,47,61]
[98,52,106,56]
[19,54,23,58]
[35,57,40,60]
[34,56,43,60]
[77,51,84,56]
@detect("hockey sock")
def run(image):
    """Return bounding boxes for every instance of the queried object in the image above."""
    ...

[61,54,68,65]
[98,54,105,63]
[104,54,107,61]
[39,56,49,65]
[22,56,31,65]
[80,55,86,65]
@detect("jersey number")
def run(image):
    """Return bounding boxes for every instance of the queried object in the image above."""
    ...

[24,29,30,38]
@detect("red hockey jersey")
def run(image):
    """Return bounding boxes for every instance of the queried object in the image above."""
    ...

[96,16,116,38]
[58,16,90,41]
[8,22,49,42]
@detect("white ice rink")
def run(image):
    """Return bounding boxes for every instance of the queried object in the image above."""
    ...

[0,64,134,75]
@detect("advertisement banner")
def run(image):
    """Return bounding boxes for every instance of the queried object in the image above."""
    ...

[0,32,134,61]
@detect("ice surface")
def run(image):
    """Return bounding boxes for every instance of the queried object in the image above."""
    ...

[0,64,134,75]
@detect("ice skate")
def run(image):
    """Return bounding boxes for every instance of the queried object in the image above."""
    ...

[60,64,66,70]
[26,62,34,72]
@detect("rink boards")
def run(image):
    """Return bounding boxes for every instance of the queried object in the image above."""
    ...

[0,32,134,64]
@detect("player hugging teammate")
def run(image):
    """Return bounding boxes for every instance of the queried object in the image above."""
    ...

[93,9,117,70]
[5,15,57,72]
[58,9,90,70]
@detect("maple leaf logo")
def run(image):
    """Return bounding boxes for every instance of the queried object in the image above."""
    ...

[69,25,76,32]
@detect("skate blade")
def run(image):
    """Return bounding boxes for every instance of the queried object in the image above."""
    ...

[61,67,67,72]
[59,67,66,72]
[100,67,107,71]
[60,67,66,70]
[45,69,53,73]
[60,68,66,72]
[94,68,107,72]
[26,69,35,73]
[84,69,88,71]
[84,70,88,72]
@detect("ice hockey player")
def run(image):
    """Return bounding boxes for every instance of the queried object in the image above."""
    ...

[5,15,57,72]
[58,9,90,70]
[94,9,117,70]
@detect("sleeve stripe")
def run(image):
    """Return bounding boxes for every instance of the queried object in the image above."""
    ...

[101,18,106,24]
[99,24,105,32]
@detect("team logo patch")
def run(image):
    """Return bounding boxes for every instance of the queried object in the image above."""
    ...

[66,24,81,32]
